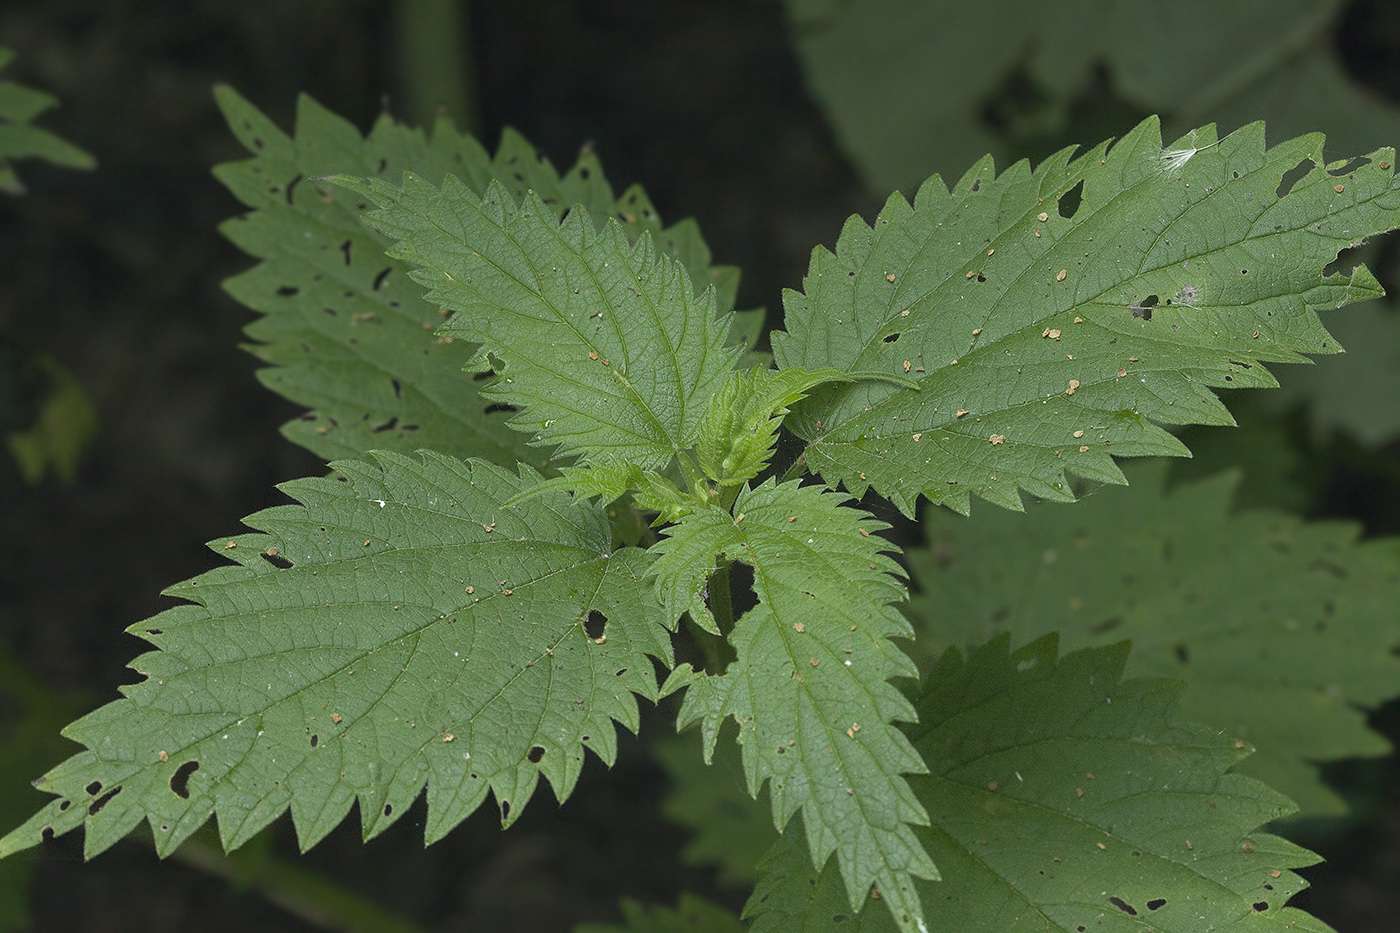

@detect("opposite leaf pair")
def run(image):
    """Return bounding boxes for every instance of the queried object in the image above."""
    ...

[6,87,1400,933]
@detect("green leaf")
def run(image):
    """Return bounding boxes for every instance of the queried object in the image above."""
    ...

[0,452,671,861]
[694,367,852,487]
[341,170,742,469]
[0,48,95,194]
[774,117,1397,514]
[746,635,1331,933]
[655,480,935,930]
[574,893,746,933]
[783,0,1342,194]
[214,87,745,467]
[904,462,1400,816]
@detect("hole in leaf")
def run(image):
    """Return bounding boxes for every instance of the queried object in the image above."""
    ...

[339,239,353,266]
[1108,896,1137,916]
[310,734,319,748]
[584,610,607,640]
[58,800,70,811]
[146,629,163,636]
[88,785,122,815]
[285,173,302,205]
[1253,901,1269,912]
[882,332,901,343]
[261,550,294,569]
[728,562,759,618]
[1328,156,1370,175]
[500,800,511,821]
[85,781,102,796]
[170,761,200,799]
[1147,898,1167,911]
[276,285,299,297]
[371,417,400,434]
[1276,159,1314,198]
[483,403,519,416]
[391,379,402,399]
[383,803,393,817]
[373,267,392,290]
[527,746,545,763]
[41,826,53,842]
[1058,180,1084,219]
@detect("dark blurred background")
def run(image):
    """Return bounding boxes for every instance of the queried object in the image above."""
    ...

[2,2,1399,930]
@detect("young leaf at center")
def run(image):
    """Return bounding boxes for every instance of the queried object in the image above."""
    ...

[655,480,935,931]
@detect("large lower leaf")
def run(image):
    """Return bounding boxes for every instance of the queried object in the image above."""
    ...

[345,171,742,470]
[0,452,671,861]
[214,87,745,466]
[655,480,935,931]
[904,462,1400,816]
[783,0,1343,195]
[747,636,1331,932]
[774,116,1399,514]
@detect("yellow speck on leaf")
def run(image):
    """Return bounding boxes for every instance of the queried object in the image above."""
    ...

[989,434,1006,445]
[1057,269,1067,281]
[1037,212,1049,222]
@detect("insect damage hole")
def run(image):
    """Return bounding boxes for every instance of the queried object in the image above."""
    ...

[1128,294,1159,320]
[584,610,608,641]
[88,786,122,815]
[1276,159,1315,198]
[261,548,294,569]
[338,239,353,266]
[527,746,546,763]
[1058,180,1084,219]
[170,760,200,799]
[1108,896,1137,916]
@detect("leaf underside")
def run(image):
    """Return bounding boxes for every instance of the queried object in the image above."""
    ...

[905,462,1400,816]
[774,115,1397,514]
[656,480,935,930]
[746,636,1331,933]
[214,86,746,468]
[0,452,670,861]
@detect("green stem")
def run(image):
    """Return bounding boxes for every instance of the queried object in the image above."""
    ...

[392,0,476,132]
[779,449,809,484]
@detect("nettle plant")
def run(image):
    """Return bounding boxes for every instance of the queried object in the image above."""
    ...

[6,88,1400,932]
